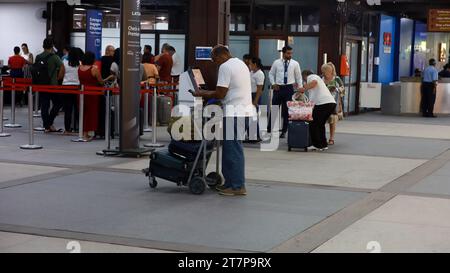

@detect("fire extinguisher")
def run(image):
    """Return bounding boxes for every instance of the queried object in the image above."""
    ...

[340,54,350,77]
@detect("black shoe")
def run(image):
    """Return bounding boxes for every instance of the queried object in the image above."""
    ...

[280,132,286,139]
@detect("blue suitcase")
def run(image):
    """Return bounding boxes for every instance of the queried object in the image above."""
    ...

[287,120,310,152]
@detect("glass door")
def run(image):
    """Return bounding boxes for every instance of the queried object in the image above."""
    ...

[254,36,285,106]
[343,41,361,114]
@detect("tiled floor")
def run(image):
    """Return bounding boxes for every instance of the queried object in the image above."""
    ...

[1,109,450,252]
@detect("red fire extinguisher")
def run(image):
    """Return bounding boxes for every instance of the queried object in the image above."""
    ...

[340,54,350,77]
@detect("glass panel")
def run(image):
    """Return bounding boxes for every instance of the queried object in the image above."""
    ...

[230,5,250,32]
[399,18,414,77]
[349,86,357,112]
[159,34,185,72]
[141,13,169,30]
[289,7,320,33]
[350,42,358,83]
[258,39,281,68]
[254,5,284,31]
[229,36,250,61]
[368,43,374,82]
[103,13,120,29]
[361,39,368,82]
[291,36,319,74]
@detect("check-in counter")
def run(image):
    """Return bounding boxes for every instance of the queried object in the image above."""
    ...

[381,77,450,115]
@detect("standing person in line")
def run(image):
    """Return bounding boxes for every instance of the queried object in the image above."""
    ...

[421,59,439,118]
[58,47,80,135]
[169,46,183,83]
[143,45,155,64]
[299,70,336,151]
[322,62,344,146]
[61,45,70,61]
[8,46,28,106]
[34,38,64,133]
[78,51,104,141]
[8,46,27,78]
[268,45,302,138]
[97,45,115,139]
[155,44,173,84]
[247,57,265,142]
[193,45,253,196]
[21,43,34,79]
[243,54,252,69]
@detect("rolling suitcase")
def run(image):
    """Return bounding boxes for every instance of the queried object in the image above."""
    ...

[149,149,189,184]
[287,120,311,152]
[157,95,172,126]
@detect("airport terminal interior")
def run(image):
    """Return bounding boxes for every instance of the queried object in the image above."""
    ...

[1,0,450,254]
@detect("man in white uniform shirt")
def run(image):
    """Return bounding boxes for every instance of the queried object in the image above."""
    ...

[194,45,252,196]
[268,45,303,138]
[170,46,183,82]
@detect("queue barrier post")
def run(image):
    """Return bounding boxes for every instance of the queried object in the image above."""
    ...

[97,88,113,156]
[20,86,42,150]
[143,82,152,133]
[5,78,22,128]
[33,92,40,118]
[72,85,88,142]
[144,85,164,148]
[0,80,11,137]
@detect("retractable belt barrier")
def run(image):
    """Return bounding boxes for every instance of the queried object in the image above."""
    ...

[0,79,178,152]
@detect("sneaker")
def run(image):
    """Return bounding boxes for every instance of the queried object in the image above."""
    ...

[307,146,319,151]
[219,187,247,196]
[215,185,228,191]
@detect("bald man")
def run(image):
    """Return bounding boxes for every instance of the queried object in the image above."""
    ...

[193,45,253,196]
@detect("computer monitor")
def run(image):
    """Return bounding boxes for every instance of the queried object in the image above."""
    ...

[188,68,206,91]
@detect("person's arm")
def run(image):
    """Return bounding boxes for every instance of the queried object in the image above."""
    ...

[194,64,229,99]
[92,66,104,85]
[269,60,279,90]
[253,73,264,106]
[254,85,263,106]
[299,79,318,93]
[29,53,34,64]
[57,64,65,81]
[193,86,228,100]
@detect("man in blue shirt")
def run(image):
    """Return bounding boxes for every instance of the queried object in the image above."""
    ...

[421,59,439,118]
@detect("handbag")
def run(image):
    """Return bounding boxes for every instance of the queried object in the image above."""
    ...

[288,94,314,121]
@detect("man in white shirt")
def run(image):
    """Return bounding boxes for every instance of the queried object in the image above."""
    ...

[194,45,252,196]
[169,46,183,81]
[268,45,302,138]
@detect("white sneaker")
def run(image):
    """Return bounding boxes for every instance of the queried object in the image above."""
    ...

[321,147,329,151]
[307,146,319,151]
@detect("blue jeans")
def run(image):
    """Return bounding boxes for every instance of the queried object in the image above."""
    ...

[222,117,246,190]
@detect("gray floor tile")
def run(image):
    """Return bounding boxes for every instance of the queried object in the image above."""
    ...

[0,171,366,252]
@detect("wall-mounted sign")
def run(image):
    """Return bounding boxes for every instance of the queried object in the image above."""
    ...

[195,47,212,61]
[86,10,103,60]
[428,9,450,32]
[383,32,392,54]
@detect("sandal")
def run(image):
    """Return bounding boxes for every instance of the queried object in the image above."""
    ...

[328,139,335,145]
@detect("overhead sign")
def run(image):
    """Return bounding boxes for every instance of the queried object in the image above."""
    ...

[428,9,450,32]
[85,10,103,60]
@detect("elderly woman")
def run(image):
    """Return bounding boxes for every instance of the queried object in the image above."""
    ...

[299,70,336,151]
[322,63,344,145]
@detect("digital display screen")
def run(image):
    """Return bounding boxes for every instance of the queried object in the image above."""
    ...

[195,47,212,60]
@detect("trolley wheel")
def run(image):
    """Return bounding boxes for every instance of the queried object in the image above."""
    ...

[189,177,206,195]
[206,172,223,189]
[149,177,158,189]
[288,146,292,152]
[304,148,308,152]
